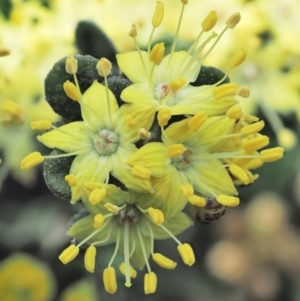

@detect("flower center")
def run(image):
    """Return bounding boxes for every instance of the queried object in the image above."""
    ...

[93,129,119,156]
[171,149,193,170]
[116,205,141,226]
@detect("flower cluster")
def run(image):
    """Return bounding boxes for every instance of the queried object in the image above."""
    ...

[21,0,284,295]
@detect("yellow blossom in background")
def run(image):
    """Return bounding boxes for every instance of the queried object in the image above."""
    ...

[0,253,56,301]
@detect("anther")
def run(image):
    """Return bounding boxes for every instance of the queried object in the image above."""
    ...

[226,105,243,119]
[93,214,106,228]
[149,43,165,65]
[152,253,177,269]
[212,83,238,100]
[0,49,10,57]
[229,164,250,184]
[168,77,186,92]
[64,174,78,187]
[177,243,195,266]
[260,147,284,162]
[103,267,117,294]
[128,24,137,38]
[65,56,78,74]
[157,108,172,127]
[243,135,269,152]
[84,245,96,273]
[148,207,164,226]
[97,58,112,77]
[131,165,151,180]
[167,144,186,158]
[230,48,247,68]
[188,195,206,207]
[58,245,79,264]
[30,120,52,130]
[216,194,240,207]
[89,188,107,205]
[104,203,120,214]
[225,12,241,29]
[201,11,218,32]
[125,114,136,127]
[180,184,194,197]
[119,263,137,278]
[244,158,263,170]
[188,112,208,131]
[236,85,250,98]
[181,0,188,4]
[240,120,265,136]
[20,152,44,169]
[138,128,151,140]
[63,80,82,101]
[144,272,157,294]
[152,1,164,28]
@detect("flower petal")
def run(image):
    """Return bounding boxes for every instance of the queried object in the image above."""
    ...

[117,51,152,83]
[121,83,156,106]
[81,81,119,131]
[37,122,91,153]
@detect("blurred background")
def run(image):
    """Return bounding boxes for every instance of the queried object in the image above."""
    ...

[0,0,300,300]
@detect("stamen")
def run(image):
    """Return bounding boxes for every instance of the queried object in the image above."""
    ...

[188,112,208,132]
[103,267,117,294]
[180,184,194,197]
[137,227,152,273]
[188,195,206,207]
[225,12,241,29]
[30,120,52,130]
[93,214,106,228]
[167,144,186,158]
[58,244,79,264]
[148,1,164,53]
[240,120,265,136]
[152,253,177,269]
[119,262,137,278]
[131,165,151,180]
[212,83,238,100]
[0,99,22,123]
[157,108,172,126]
[65,174,78,187]
[148,207,164,226]
[177,243,195,266]
[243,135,269,152]
[63,80,82,101]
[124,220,131,287]
[65,55,78,75]
[84,245,96,273]
[168,77,186,92]
[149,43,165,66]
[229,164,250,184]
[216,194,240,207]
[125,114,136,127]
[104,203,124,214]
[201,10,218,32]
[229,48,247,69]
[236,85,250,98]
[260,147,284,162]
[138,128,151,140]
[144,272,157,294]
[20,152,44,169]
[89,188,107,205]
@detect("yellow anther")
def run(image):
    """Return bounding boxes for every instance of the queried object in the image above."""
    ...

[149,42,165,65]
[0,49,10,57]
[244,115,259,124]
[119,262,137,279]
[131,165,151,180]
[201,11,218,32]
[65,55,78,74]
[125,114,136,127]
[212,83,238,100]
[30,120,52,130]
[231,152,254,166]
[260,147,284,162]
[225,12,241,29]
[89,188,107,205]
[152,253,177,269]
[20,152,44,169]
[181,0,188,4]
[144,272,157,294]
[167,144,186,158]
[93,214,105,228]
[128,23,137,38]
[236,85,250,98]
[226,105,243,119]
[97,58,112,77]
[84,245,96,273]
[138,128,151,140]
[216,194,240,207]
[277,128,297,150]
[230,48,247,68]
[229,164,250,184]
[240,120,265,136]
[148,207,164,226]
[188,112,208,131]
[103,267,117,294]
[177,243,195,266]
[188,195,206,207]
[63,80,82,101]
[104,203,120,214]
[58,245,79,264]
[168,77,186,92]
[180,184,194,197]
[244,158,263,170]
[157,108,172,126]
[152,1,164,28]
[64,174,78,187]
[1,100,22,122]
[243,135,269,152]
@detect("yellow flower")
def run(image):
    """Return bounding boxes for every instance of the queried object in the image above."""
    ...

[59,185,193,294]
[34,79,157,203]
[60,279,97,301]
[0,253,56,301]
